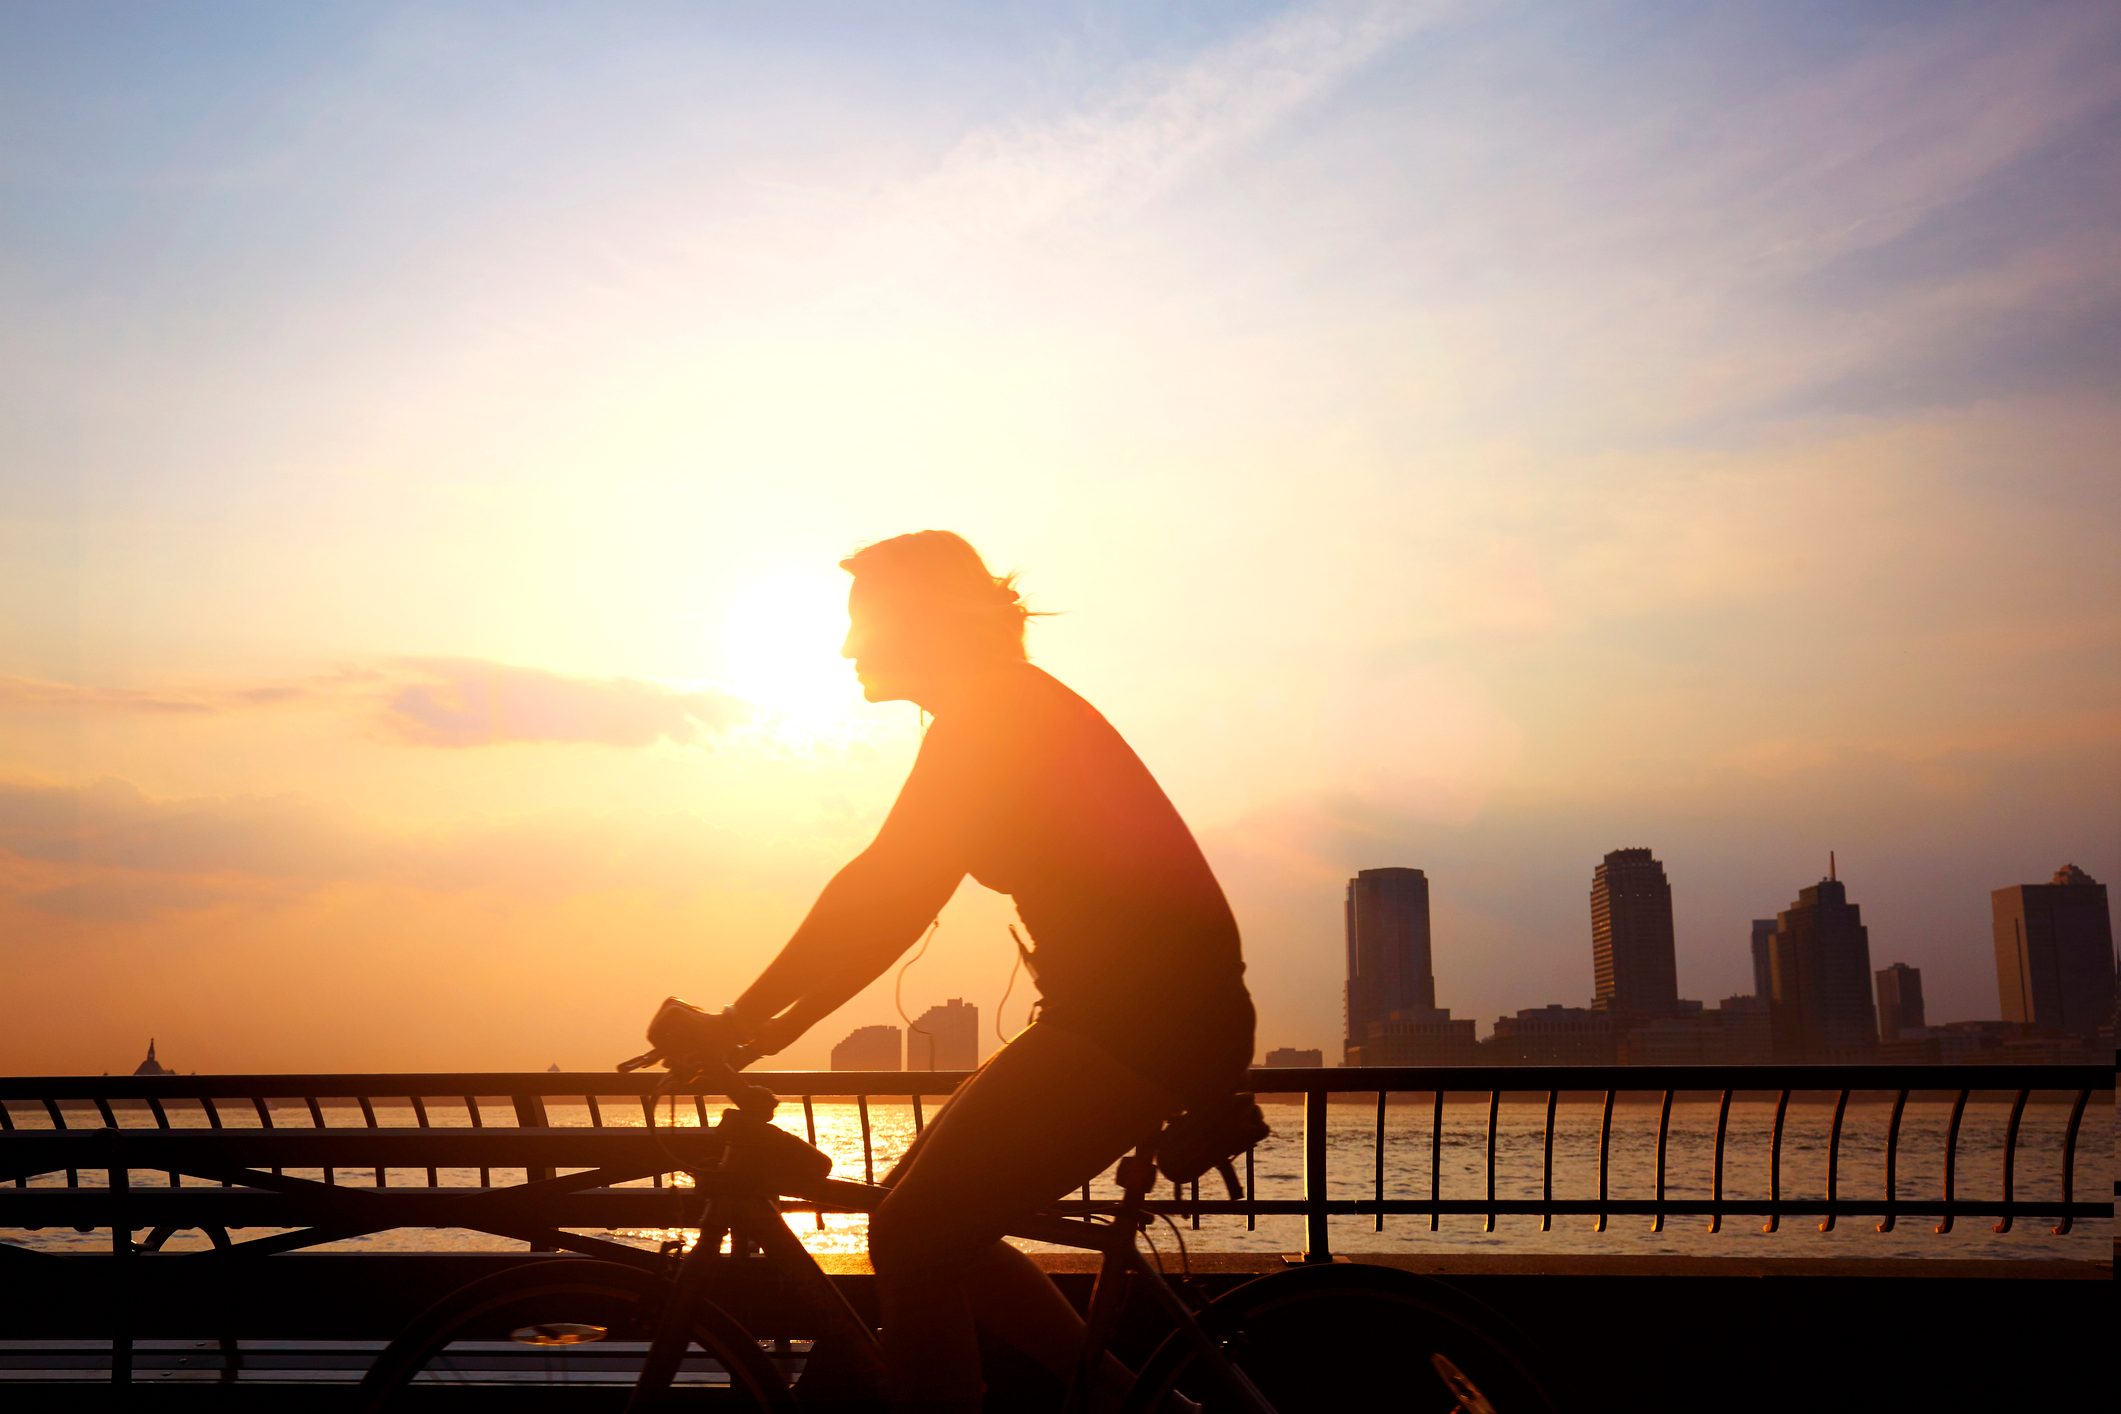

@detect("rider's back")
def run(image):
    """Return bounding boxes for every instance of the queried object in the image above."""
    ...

[922,662,1254,1100]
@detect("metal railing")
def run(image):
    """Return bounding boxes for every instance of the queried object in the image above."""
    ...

[1,1063,2109,1262]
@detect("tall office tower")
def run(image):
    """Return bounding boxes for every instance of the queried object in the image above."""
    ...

[1765,869,1878,1062]
[1992,865,2115,1041]
[906,998,979,1071]
[1343,868,1435,1061]
[1589,848,1680,1017]
[1874,962,1925,1041]
[830,1024,901,1071]
[1750,920,1777,1000]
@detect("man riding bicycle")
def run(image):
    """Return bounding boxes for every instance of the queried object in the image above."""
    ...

[670,530,1255,1412]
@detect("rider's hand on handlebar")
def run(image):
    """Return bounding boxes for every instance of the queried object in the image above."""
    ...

[630,996,782,1117]
[645,996,743,1077]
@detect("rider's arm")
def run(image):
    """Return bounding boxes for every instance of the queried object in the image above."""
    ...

[728,720,983,1052]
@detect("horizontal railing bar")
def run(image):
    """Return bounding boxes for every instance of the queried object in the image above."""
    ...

[4,1191,2102,1222]
[1079,1199,2115,1218]
[0,1063,2109,1105]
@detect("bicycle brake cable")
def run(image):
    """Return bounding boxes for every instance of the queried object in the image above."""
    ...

[1155,1212,1193,1283]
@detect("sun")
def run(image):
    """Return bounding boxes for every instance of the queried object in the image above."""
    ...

[719,567,863,740]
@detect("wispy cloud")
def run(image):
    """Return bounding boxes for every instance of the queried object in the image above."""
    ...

[0,775,772,919]
[0,659,750,749]
[905,0,1463,237]
[382,658,746,748]
[0,777,383,881]
[0,668,383,715]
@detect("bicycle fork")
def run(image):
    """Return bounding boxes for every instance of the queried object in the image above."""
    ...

[626,1201,733,1413]
[627,1192,889,1411]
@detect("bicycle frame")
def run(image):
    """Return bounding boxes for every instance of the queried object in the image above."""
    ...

[630,1106,1278,1414]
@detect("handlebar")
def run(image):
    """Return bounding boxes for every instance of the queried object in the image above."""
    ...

[618,996,779,1116]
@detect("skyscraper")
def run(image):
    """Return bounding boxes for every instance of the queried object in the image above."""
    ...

[1344,868,1434,1060]
[1589,848,1679,1017]
[906,998,979,1071]
[1765,868,1877,1062]
[1750,919,1776,1000]
[1874,962,1925,1042]
[1992,865,2115,1041]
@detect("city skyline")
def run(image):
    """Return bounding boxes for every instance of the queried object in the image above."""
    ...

[704,852,2120,1063]
[33,843,2121,1074]
[1305,853,2109,1065]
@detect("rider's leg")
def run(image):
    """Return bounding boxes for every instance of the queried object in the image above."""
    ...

[957,1238,1171,1411]
[870,1021,1177,1413]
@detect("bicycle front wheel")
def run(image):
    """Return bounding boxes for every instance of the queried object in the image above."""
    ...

[357,1258,796,1411]
[1124,1263,1559,1414]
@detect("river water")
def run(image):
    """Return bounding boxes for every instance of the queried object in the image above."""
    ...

[6,1093,2108,1263]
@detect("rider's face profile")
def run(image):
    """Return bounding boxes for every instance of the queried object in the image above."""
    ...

[842,581,921,704]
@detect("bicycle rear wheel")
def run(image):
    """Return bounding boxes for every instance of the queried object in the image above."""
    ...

[1123,1263,1558,1414]
[358,1258,796,1411]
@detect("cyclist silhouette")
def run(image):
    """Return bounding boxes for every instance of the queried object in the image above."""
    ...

[722,530,1254,1412]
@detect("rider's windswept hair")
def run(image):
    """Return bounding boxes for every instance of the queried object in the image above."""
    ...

[840,530,1033,662]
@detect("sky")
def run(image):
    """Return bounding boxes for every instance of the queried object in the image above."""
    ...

[2,0,2117,1073]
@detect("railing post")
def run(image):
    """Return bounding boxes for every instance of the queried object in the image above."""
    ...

[1302,1085,1330,1262]
[513,1091,555,1253]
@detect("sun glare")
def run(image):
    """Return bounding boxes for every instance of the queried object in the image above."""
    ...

[720,567,863,742]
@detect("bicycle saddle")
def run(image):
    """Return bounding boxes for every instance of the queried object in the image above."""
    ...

[1155,1093,1270,1200]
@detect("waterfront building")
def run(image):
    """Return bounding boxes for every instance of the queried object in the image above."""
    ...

[1347,1010,1478,1066]
[1616,1008,1709,1065]
[906,998,979,1071]
[1750,920,1776,1000]
[1344,868,1435,1063]
[1874,963,1925,1042]
[1877,1019,2103,1066]
[1714,994,1772,1063]
[830,1024,901,1071]
[1764,867,1878,1062]
[1589,848,1679,1017]
[1487,1005,1618,1065]
[1991,864,2115,1042]
[1262,1047,1323,1067]
[1614,996,1770,1065]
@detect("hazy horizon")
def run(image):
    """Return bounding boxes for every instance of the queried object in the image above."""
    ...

[4,1,2118,1073]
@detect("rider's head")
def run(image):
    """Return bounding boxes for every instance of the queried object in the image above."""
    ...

[839,531,1029,705]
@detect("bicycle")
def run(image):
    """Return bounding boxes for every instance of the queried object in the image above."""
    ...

[358,1003,1556,1411]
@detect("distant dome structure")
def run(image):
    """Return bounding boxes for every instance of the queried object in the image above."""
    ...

[132,1039,173,1077]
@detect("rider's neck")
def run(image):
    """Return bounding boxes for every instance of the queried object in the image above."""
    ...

[912,660,1019,717]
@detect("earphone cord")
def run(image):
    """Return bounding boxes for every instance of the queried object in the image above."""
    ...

[894,917,941,1055]
[993,948,1023,1044]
